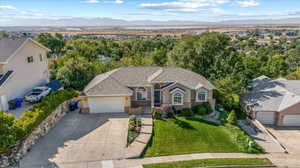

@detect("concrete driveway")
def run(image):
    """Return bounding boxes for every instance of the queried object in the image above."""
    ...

[267,126,300,154]
[20,112,129,168]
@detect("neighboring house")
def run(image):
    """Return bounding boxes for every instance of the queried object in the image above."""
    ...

[0,38,50,111]
[240,76,300,126]
[81,67,216,114]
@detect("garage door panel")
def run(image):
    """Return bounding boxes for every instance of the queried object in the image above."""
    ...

[88,97,125,113]
[256,112,275,125]
[283,115,300,126]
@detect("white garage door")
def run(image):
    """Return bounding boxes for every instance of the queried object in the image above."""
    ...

[283,115,300,126]
[256,112,275,125]
[88,96,125,113]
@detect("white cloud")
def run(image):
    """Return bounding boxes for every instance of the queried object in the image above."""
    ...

[85,0,99,3]
[139,0,227,13]
[84,0,123,4]
[114,0,124,4]
[0,5,17,10]
[233,0,260,7]
[125,12,164,16]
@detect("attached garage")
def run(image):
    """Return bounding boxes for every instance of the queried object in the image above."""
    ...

[283,115,300,126]
[88,96,126,113]
[256,112,275,125]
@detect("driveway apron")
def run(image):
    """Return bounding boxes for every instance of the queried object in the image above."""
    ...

[19,112,129,168]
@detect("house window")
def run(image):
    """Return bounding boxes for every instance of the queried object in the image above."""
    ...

[136,88,147,101]
[27,56,34,63]
[172,92,183,105]
[197,89,207,102]
[39,54,43,61]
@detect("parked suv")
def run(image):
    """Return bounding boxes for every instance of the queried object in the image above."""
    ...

[24,86,51,103]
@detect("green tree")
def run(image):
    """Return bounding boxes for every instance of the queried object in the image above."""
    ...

[227,110,237,125]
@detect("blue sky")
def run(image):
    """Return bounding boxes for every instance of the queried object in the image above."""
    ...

[0,0,300,22]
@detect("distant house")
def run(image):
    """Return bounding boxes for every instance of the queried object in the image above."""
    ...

[80,67,216,114]
[0,38,50,111]
[240,76,300,126]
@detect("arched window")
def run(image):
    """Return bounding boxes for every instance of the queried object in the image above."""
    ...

[196,88,207,102]
[172,92,183,105]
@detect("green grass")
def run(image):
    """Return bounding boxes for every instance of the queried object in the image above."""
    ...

[143,158,273,168]
[144,117,243,157]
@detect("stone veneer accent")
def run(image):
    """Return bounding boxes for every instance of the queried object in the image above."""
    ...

[0,101,70,168]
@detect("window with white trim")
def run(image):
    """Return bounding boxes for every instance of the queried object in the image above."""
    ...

[196,88,207,102]
[172,92,183,105]
[136,88,147,101]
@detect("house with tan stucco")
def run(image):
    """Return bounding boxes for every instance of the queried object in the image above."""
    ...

[80,66,216,114]
[240,76,300,126]
[0,38,50,111]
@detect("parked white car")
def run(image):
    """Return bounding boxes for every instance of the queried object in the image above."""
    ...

[24,87,52,103]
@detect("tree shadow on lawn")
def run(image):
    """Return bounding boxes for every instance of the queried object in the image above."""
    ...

[174,118,195,130]
[185,116,220,126]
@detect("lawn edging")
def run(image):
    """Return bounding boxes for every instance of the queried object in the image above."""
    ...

[142,158,274,168]
[125,115,153,158]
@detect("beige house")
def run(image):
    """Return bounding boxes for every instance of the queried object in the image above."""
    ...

[81,67,216,114]
[240,76,300,126]
[0,38,50,111]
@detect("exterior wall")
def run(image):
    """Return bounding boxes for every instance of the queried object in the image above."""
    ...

[0,40,49,102]
[277,103,300,126]
[0,64,4,74]
[130,86,152,107]
[161,84,191,110]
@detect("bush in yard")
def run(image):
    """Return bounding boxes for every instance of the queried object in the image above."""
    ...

[193,102,213,115]
[14,89,79,139]
[226,124,265,154]
[165,106,175,118]
[152,109,162,120]
[182,108,193,116]
[0,112,20,153]
[227,110,237,125]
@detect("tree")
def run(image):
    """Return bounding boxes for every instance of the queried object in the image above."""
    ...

[286,67,300,80]
[227,110,237,125]
[35,33,65,55]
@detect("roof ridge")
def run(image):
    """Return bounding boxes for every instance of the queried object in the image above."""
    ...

[147,67,164,82]
[84,68,121,93]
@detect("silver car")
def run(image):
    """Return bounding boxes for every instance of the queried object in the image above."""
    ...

[24,86,52,103]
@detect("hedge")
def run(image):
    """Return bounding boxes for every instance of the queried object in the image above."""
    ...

[0,89,78,153]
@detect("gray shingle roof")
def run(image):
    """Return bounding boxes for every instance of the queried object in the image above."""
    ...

[0,38,27,62]
[83,66,215,96]
[241,76,300,112]
[151,67,215,90]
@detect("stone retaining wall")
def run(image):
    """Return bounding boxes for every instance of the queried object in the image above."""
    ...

[0,101,70,168]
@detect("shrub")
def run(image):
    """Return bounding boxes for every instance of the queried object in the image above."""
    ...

[152,109,162,120]
[226,124,265,154]
[193,102,213,116]
[0,112,20,153]
[14,89,78,139]
[227,110,237,125]
[182,108,193,116]
[165,106,175,118]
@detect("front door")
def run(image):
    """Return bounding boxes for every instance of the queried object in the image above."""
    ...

[154,90,161,106]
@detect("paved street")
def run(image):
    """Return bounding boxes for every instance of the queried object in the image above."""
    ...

[19,112,129,168]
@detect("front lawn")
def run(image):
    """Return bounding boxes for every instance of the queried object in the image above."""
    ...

[144,117,263,157]
[143,158,273,168]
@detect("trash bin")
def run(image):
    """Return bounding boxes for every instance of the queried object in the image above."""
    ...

[14,98,23,108]
[69,100,79,111]
[8,100,16,110]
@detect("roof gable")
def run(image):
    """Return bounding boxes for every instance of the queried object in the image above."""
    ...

[0,38,50,63]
